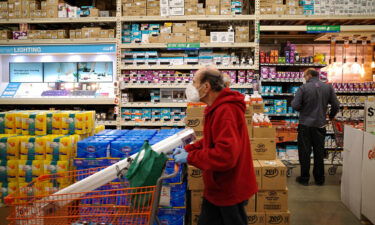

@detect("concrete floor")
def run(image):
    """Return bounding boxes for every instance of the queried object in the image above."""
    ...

[0,167,365,225]
[288,166,363,225]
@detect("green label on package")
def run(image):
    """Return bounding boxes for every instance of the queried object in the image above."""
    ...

[307,25,340,33]
[167,43,200,50]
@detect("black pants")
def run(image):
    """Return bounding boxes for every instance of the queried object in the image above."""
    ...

[297,124,326,184]
[198,198,248,225]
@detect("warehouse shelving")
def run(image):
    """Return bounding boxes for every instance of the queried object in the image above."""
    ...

[265,113,299,117]
[0,38,117,45]
[96,120,118,126]
[120,42,257,49]
[121,121,185,127]
[122,102,187,107]
[262,93,295,97]
[259,14,375,21]
[260,78,304,83]
[121,83,254,89]
[0,17,117,24]
[121,15,256,22]
[0,98,116,105]
[120,65,258,70]
[260,63,326,67]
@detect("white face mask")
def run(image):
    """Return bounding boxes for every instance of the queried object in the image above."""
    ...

[185,84,201,102]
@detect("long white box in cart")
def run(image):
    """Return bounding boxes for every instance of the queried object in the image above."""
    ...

[361,132,375,224]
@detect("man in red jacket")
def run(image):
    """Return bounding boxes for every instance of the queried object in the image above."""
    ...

[174,67,258,225]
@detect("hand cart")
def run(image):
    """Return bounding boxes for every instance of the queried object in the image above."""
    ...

[5,160,180,225]
[328,119,344,175]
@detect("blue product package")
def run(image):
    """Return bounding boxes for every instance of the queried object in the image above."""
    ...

[160,182,186,207]
[110,140,145,158]
[157,208,186,225]
[131,24,140,31]
[163,160,183,184]
[77,140,110,158]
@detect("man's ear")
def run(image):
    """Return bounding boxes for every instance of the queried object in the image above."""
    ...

[203,81,210,91]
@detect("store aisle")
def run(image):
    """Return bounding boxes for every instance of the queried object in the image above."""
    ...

[289,167,362,225]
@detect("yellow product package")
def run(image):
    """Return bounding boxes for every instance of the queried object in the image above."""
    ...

[20,136,46,160]
[22,113,47,136]
[15,112,25,135]
[71,134,81,157]
[5,112,16,134]
[75,112,86,135]
[46,135,74,161]
[44,160,71,184]
[7,160,18,182]
[86,111,95,134]
[18,160,43,183]
[0,113,6,134]
[52,112,62,134]
[61,112,76,135]
[7,182,19,198]
[35,113,47,136]
[46,112,53,135]
[0,135,20,160]
[0,160,7,183]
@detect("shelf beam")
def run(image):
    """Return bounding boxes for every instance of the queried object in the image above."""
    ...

[0,17,117,24]
[260,25,375,32]
[120,42,256,49]
[0,98,116,105]
[0,38,117,45]
[121,15,256,22]
[260,15,375,21]
[121,65,257,70]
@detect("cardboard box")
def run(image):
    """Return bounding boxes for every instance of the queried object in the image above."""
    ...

[245,194,257,212]
[57,30,67,39]
[247,212,266,225]
[100,29,109,38]
[191,190,203,212]
[89,8,99,17]
[253,127,276,139]
[69,30,76,39]
[186,106,205,117]
[257,189,288,212]
[185,116,204,132]
[172,23,186,33]
[265,211,290,225]
[171,33,186,42]
[259,160,286,190]
[191,211,200,225]
[188,165,204,190]
[250,138,276,160]
[252,104,265,113]
[253,160,262,189]
[0,30,11,40]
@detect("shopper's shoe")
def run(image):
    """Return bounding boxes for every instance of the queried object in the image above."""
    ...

[296,176,309,186]
[315,181,325,186]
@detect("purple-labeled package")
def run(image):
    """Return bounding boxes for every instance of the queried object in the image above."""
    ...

[261,67,269,79]
[269,67,277,79]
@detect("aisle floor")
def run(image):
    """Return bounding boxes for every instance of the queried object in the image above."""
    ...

[0,167,365,225]
[288,166,363,225]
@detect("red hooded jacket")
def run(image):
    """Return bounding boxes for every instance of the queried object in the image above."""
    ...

[185,88,258,206]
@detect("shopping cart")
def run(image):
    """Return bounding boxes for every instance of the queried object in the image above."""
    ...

[328,119,344,175]
[5,160,180,225]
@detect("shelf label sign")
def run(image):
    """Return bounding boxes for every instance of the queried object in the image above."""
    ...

[1,83,21,98]
[167,43,200,50]
[0,44,116,54]
[365,101,375,133]
[307,25,340,33]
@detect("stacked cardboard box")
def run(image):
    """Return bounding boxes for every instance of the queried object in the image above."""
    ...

[147,0,160,16]
[70,28,115,39]
[235,26,250,42]
[260,0,303,15]
[8,28,114,40]
[0,30,12,40]
[122,0,147,16]
[184,0,198,15]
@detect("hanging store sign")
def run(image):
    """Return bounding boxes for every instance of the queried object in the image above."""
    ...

[167,43,200,50]
[365,101,375,133]
[306,25,341,33]
[0,44,116,54]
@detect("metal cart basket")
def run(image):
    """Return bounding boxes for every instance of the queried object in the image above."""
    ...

[5,161,179,225]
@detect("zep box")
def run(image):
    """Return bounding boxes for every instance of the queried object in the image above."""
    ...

[259,160,287,190]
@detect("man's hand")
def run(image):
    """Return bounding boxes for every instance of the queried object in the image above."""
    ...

[173,148,188,164]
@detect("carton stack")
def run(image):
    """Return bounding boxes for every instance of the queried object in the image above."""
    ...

[235,26,250,43]
[260,0,303,15]
[147,0,160,16]
[184,0,198,15]
[205,0,220,15]
[248,101,290,225]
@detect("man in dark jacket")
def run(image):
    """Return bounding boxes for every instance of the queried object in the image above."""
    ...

[174,67,258,225]
[291,68,340,186]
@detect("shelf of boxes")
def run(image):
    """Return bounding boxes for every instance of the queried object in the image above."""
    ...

[122,102,187,107]
[260,78,304,83]
[0,38,117,45]
[121,121,185,127]
[96,120,118,126]
[121,65,258,70]
[0,98,116,105]
[260,63,326,67]
[0,17,117,24]
[121,15,256,22]
[262,93,295,97]
[120,42,257,49]
[121,83,254,89]
[336,91,375,94]
[266,113,299,117]
[259,14,375,20]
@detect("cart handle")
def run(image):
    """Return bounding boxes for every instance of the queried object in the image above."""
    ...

[159,164,180,181]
